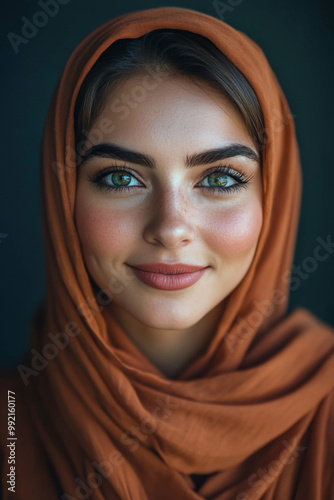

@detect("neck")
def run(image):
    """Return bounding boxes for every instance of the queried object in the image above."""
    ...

[108,301,223,378]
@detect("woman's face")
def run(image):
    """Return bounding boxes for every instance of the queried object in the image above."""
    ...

[75,75,263,330]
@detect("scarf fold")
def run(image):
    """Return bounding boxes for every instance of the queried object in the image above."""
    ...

[1,7,334,500]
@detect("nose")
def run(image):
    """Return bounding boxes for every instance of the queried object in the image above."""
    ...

[143,188,196,249]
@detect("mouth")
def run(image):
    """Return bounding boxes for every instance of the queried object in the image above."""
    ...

[126,262,209,291]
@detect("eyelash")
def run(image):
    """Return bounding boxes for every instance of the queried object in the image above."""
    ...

[87,164,253,195]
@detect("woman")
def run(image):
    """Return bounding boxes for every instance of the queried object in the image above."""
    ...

[1,6,334,500]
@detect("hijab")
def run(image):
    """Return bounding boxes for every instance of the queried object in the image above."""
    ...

[1,6,334,500]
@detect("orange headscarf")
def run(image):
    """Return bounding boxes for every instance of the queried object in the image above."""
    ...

[1,7,334,500]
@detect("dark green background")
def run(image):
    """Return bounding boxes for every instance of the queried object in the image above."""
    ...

[0,0,333,369]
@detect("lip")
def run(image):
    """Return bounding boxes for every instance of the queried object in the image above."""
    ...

[126,262,208,291]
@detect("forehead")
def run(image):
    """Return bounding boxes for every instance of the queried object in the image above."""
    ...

[88,75,256,158]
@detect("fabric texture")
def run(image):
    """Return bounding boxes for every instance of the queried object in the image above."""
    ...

[1,6,334,500]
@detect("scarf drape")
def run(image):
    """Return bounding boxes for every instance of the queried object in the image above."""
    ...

[1,7,334,500]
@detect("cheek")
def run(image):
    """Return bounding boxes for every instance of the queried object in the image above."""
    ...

[201,199,263,258]
[75,198,140,259]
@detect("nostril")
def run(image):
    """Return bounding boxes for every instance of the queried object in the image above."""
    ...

[143,220,195,249]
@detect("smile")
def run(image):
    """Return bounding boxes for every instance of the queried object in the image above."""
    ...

[126,262,208,290]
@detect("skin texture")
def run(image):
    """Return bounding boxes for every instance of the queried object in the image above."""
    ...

[75,75,263,378]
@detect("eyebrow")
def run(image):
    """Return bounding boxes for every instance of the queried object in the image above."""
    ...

[78,142,259,168]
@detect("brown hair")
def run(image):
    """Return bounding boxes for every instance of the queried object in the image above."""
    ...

[74,29,265,157]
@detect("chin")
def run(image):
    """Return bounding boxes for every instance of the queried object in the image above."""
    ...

[143,316,199,331]
[121,301,207,331]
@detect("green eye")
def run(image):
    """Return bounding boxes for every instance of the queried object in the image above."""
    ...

[207,172,229,187]
[112,171,132,186]
[90,168,143,192]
